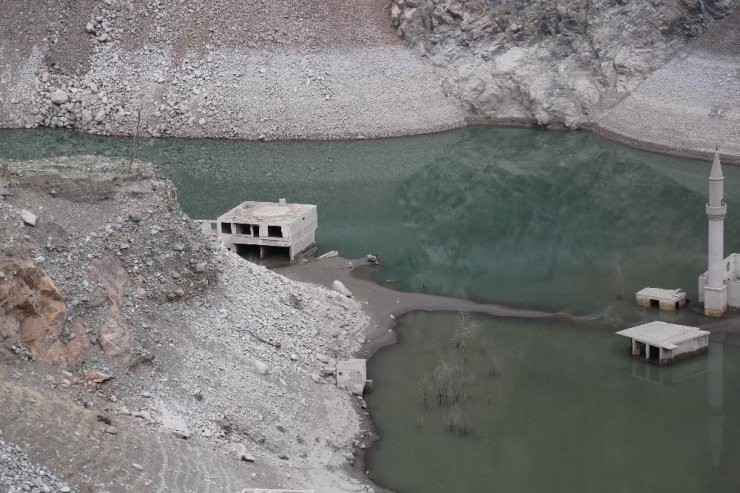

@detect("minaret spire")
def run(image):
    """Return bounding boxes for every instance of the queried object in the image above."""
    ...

[704,147,728,317]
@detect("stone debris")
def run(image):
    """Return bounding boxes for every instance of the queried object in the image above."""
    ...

[19,209,36,226]
[0,0,465,140]
[0,159,374,491]
[0,436,77,493]
[317,250,339,260]
[82,369,113,384]
[332,280,353,298]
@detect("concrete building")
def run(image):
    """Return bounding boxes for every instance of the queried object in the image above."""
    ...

[698,150,737,316]
[217,199,317,262]
[616,321,710,365]
[635,287,687,311]
[336,359,372,396]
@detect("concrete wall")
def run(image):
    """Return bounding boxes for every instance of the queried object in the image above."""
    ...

[286,206,318,258]
[669,335,710,359]
[698,253,740,307]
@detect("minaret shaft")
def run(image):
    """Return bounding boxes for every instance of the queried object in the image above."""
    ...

[708,218,725,287]
[703,149,728,317]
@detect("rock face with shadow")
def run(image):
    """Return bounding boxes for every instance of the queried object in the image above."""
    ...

[390,0,736,129]
[0,259,83,366]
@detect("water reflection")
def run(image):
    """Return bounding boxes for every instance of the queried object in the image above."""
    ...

[708,342,724,472]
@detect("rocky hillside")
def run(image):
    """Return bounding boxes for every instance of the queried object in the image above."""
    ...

[0,0,465,139]
[390,0,736,128]
[0,158,376,492]
[0,0,736,154]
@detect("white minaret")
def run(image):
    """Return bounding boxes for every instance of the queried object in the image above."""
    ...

[704,149,728,317]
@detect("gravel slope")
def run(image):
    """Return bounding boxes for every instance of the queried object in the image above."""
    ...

[595,10,740,163]
[0,158,379,492]
[0,0,466,140]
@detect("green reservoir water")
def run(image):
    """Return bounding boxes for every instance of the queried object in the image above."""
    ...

[2,127,739,316]
[2,127,739,491]
[367,312,740,493]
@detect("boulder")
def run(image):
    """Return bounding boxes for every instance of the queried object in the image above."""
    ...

[0,260,88,365]
[20,209,37,226]
[50,90,69,105]
[332,280,353,298]
[253,359,269,375]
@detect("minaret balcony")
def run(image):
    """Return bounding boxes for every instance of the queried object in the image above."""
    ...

[706,203,727,220]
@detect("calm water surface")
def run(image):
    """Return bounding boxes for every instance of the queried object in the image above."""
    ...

[2,127,739,491]
[2,127,738,315]
[367,312,740,493]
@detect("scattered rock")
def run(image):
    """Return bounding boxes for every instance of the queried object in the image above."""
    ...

[253,359,269,375]
[82,369,113,384]
[20,209,37,226]
[232,443,256,462]
[50,90,69,105]
[317,250,339,260]
[332,280,353,298]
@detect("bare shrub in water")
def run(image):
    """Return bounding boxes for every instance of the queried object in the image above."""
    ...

[420,362,473,435]
[453,311,481,348]
[421,363,469,409]
[447,403,469,435]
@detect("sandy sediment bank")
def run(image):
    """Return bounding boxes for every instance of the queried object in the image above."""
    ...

[280,257,564,356]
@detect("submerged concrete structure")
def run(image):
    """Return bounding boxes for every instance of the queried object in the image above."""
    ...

[217,199,317,262]
[616,321,709,365]
[336,359,372,396]
[698,151,738,316]
[635,288,687,311]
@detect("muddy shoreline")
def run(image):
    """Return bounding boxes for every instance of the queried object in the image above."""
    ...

[278,252,740,491]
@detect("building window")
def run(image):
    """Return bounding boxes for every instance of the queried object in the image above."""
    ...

[221,222,232,234]
[268,225,283,238]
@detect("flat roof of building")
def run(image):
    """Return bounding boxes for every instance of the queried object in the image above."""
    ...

[636,288,686,302]
[616,321,709,350]
[218,200,315,224]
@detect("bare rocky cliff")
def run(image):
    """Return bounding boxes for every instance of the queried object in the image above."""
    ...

[390,0,735,128]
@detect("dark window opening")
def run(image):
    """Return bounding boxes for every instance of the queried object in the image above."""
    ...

[267,225,283,238]
[649,345,660,361]
[221,222,232,234]
[209,222,217,231]
[235,243,290,265]
[675,301,680,310]
[650,299,659,309]
[235,223,251,235]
